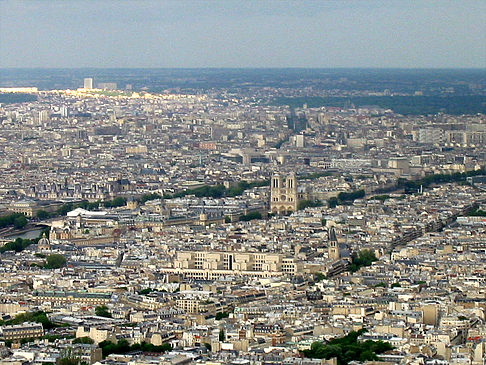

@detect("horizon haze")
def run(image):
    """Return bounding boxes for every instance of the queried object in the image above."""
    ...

[0,0,485,69]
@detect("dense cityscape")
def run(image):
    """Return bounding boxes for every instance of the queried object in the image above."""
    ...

[0,68,485,365]
[1,0,486,363]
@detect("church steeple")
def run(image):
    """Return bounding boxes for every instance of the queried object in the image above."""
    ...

[328,227,340,261]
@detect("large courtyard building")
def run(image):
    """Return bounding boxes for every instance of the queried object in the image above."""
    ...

[160,251,299,279]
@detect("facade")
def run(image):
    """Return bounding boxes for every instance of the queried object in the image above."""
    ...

[8,199,38,217]
[0,322,44,341]
[270,173,298,214]
[418,128,445,145]
[83,78,93,89]
[8,199,62,217]
[161,251,299,279]
[76,326,114,344]
[32,291,111,305]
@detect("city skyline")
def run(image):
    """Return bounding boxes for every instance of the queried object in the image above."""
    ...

[1,1,486,363]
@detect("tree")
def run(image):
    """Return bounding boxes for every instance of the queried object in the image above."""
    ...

[338,189,365,202]
[4,310,56,330]
[239,212,262,221]
[95,305,112,318]
[469,209,486,217]
[219,328,225,341]
[140,192,162,203]
[138,288,153,295]
[73,337,94,344]
[0,213,30,229]
[215,312,229,320]
[328,197,339,208]
[298,199,323,210]
[36,210,50,219]
[103,197,126,208]
[46,254,67,269]
[302,329,393,364]
[59,347,81,365]
[348,249,378,273]
[98,340,170,358]
[116,339,130,353]
[13,215,27,229]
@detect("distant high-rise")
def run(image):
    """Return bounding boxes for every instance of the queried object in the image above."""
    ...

[98,82,117,90]
[83,78,93,89]
[295,134,305,148]
[60,106,69,118]
[38,110,49,123]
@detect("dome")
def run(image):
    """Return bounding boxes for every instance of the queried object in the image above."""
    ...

[38,233,50,249]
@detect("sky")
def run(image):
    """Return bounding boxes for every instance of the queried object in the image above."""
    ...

[0,0,485,68]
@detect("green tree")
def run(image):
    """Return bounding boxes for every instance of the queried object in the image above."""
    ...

[4,311,57,330]
[36,210,50,219]
[239,211,262,221]
[103,197,127,208]
[0,213,30,229]
[328,197,339,208]
[0,229,50,254]
[140,193,162,203]
[215,312,229,320]
[73,337,94,344]
[298,199,323,210]
[13,215,28,229]
[98,340,170,358]
[302,329,393,364]
[95,305,112,318]
[338,189,365,202]
[469,209,486,217]
[138,288,153,295]
[348,249,378,273]
[45,254,67,269]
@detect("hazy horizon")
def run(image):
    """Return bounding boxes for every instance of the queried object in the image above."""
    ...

[1,67,486,70]
[1,0,485,69]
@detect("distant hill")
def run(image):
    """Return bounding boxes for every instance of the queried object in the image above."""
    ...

[272,95,486,116]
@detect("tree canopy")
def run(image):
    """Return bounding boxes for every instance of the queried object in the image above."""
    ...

[348,249,378,273]
[0,213,29,229]
[95,305,112,318]
[45,254,67,269]
[302,329,393,365]
[98,339,171,358]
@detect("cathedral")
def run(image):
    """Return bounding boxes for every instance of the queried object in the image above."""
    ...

[270,173,299,214]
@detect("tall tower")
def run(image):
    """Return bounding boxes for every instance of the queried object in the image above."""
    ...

[38,110,49,123]
[270,172,298,214]
[60,106,69,117]
[83,78,93,89]
[328,227,340,261]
